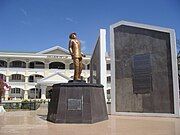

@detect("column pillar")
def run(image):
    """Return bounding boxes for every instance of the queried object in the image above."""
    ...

[64,59,71,70]
[4,91,9,101]
[26,60,29,69]
[24,90,28,100]
[64,63,70,77]
[44,60,49,77]
[5,76,9,100]
[65,63,70,69]
[45,60,49,69]
[25,76,28,83]
[45,63,49,69]
[41,85,47,100]
[7,61,10,68]
[24,76,28,100]
[6,76,9,82]
[84,64,87,70]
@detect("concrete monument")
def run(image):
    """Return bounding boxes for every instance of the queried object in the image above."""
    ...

[110,21,180,117]
[90,29,107,100]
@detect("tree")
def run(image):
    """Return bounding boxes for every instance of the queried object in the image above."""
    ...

[0,79,9,104]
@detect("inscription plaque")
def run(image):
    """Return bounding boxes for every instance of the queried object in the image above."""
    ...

[68,99,82,110]
[132,53,152,94]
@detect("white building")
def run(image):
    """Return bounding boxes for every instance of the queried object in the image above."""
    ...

[0,46,111,101]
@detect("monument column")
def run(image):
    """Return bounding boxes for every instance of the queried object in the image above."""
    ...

[41,85,47,100]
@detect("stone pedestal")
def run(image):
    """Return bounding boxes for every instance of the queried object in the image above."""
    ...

[47,81,108,123]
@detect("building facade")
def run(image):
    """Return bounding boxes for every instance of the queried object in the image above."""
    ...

[0,46,111,101]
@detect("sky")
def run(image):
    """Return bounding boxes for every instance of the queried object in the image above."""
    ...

[0,0,180,54]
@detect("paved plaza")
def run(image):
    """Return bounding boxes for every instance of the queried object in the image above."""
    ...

[0,107,180,135]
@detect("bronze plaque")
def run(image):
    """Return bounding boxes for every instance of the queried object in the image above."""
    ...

[132,53,152,94]
[68,99,82,110]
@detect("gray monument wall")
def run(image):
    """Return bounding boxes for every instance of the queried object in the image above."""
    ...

[90,37,100,84]
[90,29,107,101]
[114,25,174,113]
[90,29,106,87]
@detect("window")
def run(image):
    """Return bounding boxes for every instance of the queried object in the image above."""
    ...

[10,61,26,68]
[69,63,74,69]
[28,74,44,82]
[107,64,111,70]
[107,89,110,94]
[12,74,21,80]
[11,88,21,94]
[0,74,6,81]
[0,60,7,67]
[49,62,65,69]
[107,76,111,83]
[30,88,39,94]
[10,74,25,82]
[29,76,34,82]
[29,61,45,68]
[28,88,41,99]
[87,64,90,70]
[178,64,180,70]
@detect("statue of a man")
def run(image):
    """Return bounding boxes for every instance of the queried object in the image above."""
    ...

[68,32,85,80]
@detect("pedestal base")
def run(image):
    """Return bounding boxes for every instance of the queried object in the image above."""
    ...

[47,82,108,123]
[68,80,86,83]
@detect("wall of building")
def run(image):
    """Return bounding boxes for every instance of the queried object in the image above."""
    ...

[0,51,111,100]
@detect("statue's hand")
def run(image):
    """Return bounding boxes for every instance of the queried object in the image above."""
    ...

[71,53,74,57]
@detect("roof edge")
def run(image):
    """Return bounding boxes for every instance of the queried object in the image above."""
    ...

[36,45,69,54]
[110,20,175,33]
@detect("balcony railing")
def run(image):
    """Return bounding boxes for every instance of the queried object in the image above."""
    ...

[9,79,25,82]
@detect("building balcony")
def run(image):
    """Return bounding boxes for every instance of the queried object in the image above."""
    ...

[0,67,7,71]
[9,82,26,85]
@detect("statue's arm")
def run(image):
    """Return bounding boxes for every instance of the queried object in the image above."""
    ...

[68,40,74,56]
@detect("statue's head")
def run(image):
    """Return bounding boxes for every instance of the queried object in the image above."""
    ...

[69,32,77,39]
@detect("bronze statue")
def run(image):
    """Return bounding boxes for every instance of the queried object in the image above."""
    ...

[68,32,85,80]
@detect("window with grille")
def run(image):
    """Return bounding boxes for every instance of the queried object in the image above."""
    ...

[12,74,22,80]
[11,88,21,94]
